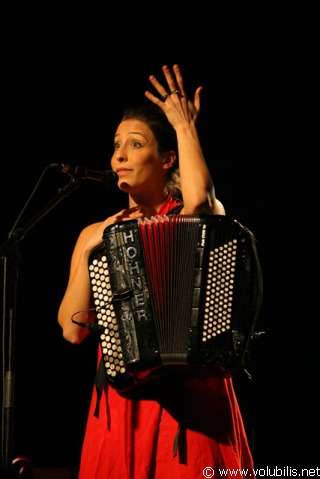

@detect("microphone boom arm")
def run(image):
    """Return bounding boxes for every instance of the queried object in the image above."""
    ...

[0,177,81,253]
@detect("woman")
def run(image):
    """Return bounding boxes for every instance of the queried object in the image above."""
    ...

[58,65,255,478]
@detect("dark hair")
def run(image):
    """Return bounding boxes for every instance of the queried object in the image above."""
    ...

[120,103,181,197]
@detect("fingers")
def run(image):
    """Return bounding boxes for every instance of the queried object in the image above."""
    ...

[193,86,203,114]
[161,65,185,98]
[145,64,203,123]
[167,64,186,97]
[146,72,169,101]
[146,64,186,103]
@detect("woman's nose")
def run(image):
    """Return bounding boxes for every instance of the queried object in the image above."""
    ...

[114,149,126,162]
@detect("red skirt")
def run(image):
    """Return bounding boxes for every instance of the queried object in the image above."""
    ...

[79,349,255,479]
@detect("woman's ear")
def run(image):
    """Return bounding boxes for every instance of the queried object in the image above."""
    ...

[163,151,176,170]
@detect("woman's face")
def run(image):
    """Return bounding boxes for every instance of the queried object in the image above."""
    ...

[111,119,168,194]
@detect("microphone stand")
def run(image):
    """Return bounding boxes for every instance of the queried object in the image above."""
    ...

[1,175,81,478]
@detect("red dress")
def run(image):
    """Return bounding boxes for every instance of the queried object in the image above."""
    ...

[79,196,255,479]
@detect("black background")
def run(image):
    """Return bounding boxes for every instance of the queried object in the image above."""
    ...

[1,0,319,472]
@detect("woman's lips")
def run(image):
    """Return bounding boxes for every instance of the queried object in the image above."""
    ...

[116,168,132,177]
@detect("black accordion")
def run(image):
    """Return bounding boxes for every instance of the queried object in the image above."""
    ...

[88,214,263,390]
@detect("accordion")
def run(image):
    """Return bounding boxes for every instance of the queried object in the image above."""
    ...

[88,214,263,390]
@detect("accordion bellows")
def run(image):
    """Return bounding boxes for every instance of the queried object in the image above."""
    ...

[88,214,263,390]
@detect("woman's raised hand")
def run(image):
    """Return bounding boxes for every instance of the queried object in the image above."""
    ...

[145,64,203,127]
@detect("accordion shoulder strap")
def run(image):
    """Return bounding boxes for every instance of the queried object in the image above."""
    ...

[94,358,106,418]
[167,202,183,215]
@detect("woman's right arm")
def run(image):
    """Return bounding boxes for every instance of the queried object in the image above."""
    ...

[58,206,144,344]
[58,222,104,344]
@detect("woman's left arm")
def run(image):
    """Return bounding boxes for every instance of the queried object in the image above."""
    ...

[145,64,225,215]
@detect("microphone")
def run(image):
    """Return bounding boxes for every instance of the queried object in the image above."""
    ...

[50,163,118,187]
